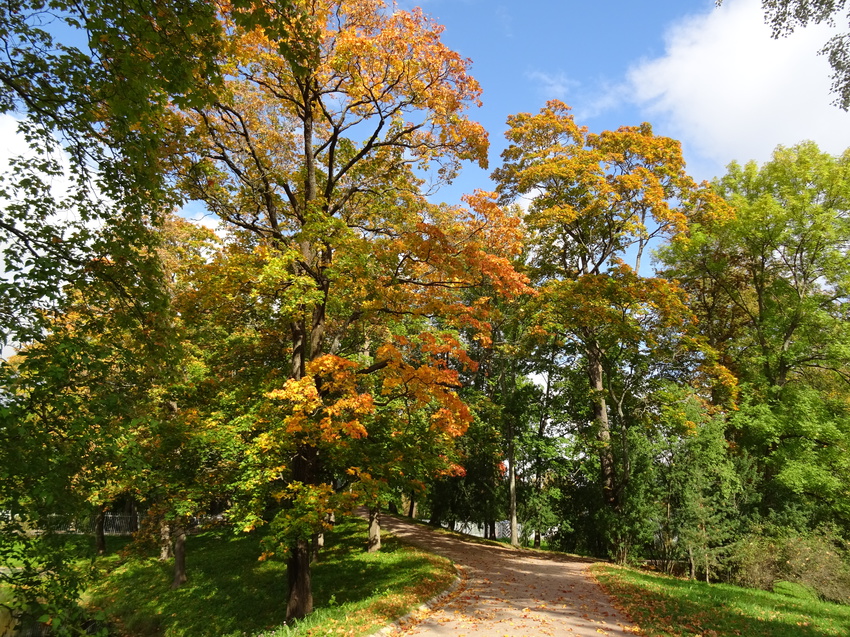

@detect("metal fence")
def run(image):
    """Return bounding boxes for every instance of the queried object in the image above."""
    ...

[449,520,521,539]
[46,513,140,536]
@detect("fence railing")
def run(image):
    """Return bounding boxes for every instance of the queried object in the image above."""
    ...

[46,513,140,536]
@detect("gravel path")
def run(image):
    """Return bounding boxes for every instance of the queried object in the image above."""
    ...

[380,515,641,637]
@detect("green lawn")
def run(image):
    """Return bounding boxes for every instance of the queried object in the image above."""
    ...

[86,517,454,637]
[593,564,850,637]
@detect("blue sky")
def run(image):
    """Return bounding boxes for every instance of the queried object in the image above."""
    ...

[399,0,850,204]
[3,0,849,210]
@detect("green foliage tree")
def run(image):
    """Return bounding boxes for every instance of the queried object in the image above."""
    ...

[659,141,850,532]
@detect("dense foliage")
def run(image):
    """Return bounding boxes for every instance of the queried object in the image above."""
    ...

[2,1,850,634]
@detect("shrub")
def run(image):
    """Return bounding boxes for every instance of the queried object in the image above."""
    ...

[727,530,850,604]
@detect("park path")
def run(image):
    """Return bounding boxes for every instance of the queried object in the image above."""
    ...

[379,515,641,637]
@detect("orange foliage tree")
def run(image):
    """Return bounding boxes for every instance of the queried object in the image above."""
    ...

[168,0,527,619]
[494,101,729,524]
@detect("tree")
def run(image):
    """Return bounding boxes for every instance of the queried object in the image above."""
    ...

[493,101,726,545]
[659,141,850,531]
[169,0,526,619]
[0,0,310,349]
[0,229,179,632]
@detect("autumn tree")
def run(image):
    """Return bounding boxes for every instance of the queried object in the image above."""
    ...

[494,101,724,505]
[493,101,729,559]
[170,0,525,619]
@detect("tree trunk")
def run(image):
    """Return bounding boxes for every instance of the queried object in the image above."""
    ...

[407,493,417,519]
[286,444,318,620]
[286,538,313,620]
[533,530,541,549]
[171,525,187,589]
[159,520,173,561]
[367,507,381,552]
[587,349,616,508]
[94,509,106,555]
[509,449,519,547]
[688,547,696,580]
[311,532,322,564]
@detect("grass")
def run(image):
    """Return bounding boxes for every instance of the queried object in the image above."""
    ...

[593,563,850,637]
[86,516,455,637]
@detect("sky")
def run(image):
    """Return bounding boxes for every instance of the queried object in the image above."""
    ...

[395,0,850,203]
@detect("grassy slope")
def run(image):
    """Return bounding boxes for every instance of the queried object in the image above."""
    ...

[86,517,454,637]
[593,564,850,637]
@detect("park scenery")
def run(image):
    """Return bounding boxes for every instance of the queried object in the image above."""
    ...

[2,1,850,636]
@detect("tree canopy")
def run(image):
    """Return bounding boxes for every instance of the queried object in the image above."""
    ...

[3,1,850,633]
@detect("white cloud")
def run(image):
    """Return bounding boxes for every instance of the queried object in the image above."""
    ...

[0,114,29,164]
[526,70,579,102]
[626,0,850,180]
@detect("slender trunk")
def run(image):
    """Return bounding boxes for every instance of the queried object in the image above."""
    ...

[407,492,417,519]
[509,450,518,547]
[286,538,313,620]
[367,507,381,552]
[311,532,322,564]
[159,520,173,561]
[171,526,187,589]
[688,547,696,580]
[587,347,616,508]
[129,500,139,532]
[94,509,106,555]
[531,350,553,554]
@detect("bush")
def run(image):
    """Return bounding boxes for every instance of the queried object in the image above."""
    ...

[727,530,850,604]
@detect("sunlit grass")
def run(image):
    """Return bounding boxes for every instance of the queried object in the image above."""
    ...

[87,516,455,636]
[593,564,850,637]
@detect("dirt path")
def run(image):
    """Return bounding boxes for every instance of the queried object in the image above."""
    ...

[380,515,640,637]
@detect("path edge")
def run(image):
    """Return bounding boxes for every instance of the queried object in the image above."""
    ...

[367,562,466,636]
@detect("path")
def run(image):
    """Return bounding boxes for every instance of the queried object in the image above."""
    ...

[380,515,640,636]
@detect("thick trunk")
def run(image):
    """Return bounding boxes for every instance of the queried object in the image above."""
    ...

[94,509,106,555]
[367,507,381,552]
[407,493,417,519]
[159,520,173,561]
[171,526,187,589]
[587,350,616,508]
[286,444,318,620]
[286,538,313,620]
[284,86,323,621]
[488,520,496,540]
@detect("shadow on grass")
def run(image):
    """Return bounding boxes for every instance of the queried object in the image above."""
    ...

[596,565,850,637]
[88,518,451,637]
